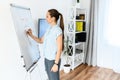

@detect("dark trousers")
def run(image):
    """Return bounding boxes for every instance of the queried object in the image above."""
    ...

[45,58,61,80]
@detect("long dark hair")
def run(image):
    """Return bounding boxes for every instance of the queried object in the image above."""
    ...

[48,9,64,50]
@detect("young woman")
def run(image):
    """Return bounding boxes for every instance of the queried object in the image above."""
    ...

[26,9,64,80]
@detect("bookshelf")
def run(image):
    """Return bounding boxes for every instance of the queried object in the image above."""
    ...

[67,6,87,70]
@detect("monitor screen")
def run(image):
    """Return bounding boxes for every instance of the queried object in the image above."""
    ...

[38,19,50,38]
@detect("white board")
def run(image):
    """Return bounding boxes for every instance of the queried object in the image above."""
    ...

[10,4,40,71]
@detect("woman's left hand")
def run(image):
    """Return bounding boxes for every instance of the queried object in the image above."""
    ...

[51,64,58,72]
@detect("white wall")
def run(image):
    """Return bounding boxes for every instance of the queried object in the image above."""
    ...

[0,0,71,80]
[0,1,27,80]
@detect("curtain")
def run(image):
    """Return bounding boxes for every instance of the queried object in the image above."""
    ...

[84,0,98,66]
[103,0,120,73]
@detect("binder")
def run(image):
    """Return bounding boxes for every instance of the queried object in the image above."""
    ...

[76,21,85,32]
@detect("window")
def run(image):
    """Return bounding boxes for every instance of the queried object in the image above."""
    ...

[105,0,120,46]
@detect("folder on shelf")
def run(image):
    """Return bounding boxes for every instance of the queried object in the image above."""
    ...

[75,32,86,42]
[76,21,86,32]
[76,21,83,32]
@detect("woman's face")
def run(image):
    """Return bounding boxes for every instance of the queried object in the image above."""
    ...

[46,12,53,24]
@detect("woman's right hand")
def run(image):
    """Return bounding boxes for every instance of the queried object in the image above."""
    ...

[26,29,33,36]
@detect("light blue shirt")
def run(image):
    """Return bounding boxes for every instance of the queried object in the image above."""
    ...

[43,25,62,60]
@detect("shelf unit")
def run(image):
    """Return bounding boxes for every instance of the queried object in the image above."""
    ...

[67,7,86,70]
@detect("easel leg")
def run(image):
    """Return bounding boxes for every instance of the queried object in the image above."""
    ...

[28,72,31,80]
[24,71,31,80]
[37,63,48,80]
